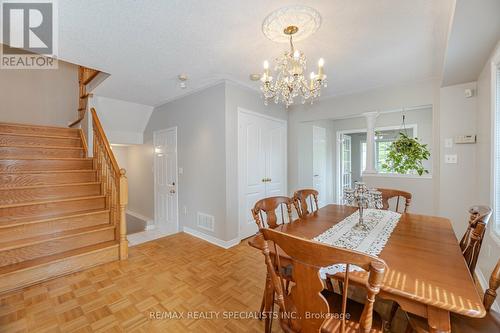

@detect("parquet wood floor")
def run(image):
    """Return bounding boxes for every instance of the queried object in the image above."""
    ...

[0,233,409,333]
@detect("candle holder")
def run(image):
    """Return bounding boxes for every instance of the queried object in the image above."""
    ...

[343,182,383,231]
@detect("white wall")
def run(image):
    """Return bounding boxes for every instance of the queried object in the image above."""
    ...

[439,82,478,237]
[143,83,227,239]
[289,79,440,214]
[92,95,153,145]
[0,60,78,126]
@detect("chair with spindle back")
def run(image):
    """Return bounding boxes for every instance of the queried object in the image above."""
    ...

[404,257,500,333]
[376,188,412,213]
[260,228,387,333]
[252,196,294,229]
[251,196,295,326]
[459,205,492,274]
[293,189,319,218]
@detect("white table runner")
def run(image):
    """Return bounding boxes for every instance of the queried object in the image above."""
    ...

[313,208,401,278]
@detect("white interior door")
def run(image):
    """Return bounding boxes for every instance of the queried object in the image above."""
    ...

[313,126,327,207]
[154,128,178,234]
[264,119,287,197]
[238,110,287,239]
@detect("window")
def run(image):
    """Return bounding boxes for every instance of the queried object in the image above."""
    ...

[360,128,415,174]
[493,64,500,235]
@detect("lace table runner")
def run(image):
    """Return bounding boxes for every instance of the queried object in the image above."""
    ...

[313,208,401,278]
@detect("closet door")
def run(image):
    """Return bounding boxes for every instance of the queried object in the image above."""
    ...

[238,110,287,239]
[239,112,267,239]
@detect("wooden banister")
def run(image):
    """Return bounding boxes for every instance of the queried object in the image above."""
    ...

[69,66,100,128]
[91,108,128,259]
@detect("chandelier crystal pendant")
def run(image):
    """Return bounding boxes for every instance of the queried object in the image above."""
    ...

[260,25,327,108]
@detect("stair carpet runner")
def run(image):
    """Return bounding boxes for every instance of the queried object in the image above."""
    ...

[0,122,120,294]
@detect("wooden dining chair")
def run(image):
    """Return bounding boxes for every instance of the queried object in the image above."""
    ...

[251,196,295,326]
[252,196,294,229]
[376,188,412,213]
[459,205,492,274]
[293,189,319,218]
[404,257,500,333]
[260,227,387,333]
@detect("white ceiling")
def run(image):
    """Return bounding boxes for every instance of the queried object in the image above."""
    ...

[442,0,500,86]
[58,0,455,106]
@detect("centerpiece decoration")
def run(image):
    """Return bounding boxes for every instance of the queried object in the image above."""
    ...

[343,182,383,231]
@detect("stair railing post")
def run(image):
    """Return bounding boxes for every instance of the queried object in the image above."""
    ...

[119,168,128,260]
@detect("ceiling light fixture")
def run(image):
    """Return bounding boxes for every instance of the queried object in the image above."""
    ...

[259,6,327,108]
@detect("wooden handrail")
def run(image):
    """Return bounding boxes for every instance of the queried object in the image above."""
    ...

[91,107,128,259]
[69,66,100,128]
[91,108,120,175]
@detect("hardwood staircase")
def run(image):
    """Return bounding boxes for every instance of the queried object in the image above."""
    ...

[0,121,126,294]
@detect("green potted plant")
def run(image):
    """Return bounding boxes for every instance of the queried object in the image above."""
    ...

[381,132,430,175]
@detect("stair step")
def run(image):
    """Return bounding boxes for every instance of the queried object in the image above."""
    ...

[0,145,85,158]
[0,158,93,172]
[0,182,101,205]
[0,196,106,224]
[0,170,96,187]
[0,224,115,267]
[0,241,119,294]
[0,132,82,148]
[0,123,80,138]
[0,209,110,242]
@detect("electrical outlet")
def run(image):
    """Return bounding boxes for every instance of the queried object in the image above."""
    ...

[444,154,457,164]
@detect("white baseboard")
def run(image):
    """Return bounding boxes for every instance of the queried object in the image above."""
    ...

[183,226,240,249]
[475,267,500,312]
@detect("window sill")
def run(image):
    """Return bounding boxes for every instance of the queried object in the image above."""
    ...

[362,172,433,180]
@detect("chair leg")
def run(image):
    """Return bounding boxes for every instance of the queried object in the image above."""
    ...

[386,302,399,330]
[263,272,274,333]
[259,287,266,320]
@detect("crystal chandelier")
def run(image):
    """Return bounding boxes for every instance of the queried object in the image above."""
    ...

[260,25,327,108]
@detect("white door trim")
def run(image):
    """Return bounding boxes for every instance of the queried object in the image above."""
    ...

[153,126,179,234]
[237,107,287,241]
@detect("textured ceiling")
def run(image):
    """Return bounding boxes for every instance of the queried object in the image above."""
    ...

[58,0,455,106]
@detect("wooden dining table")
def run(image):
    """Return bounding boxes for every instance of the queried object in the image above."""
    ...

[248,204,486,333]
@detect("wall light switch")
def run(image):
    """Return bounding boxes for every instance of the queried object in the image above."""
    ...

[444,138,453,148]
[445,154,458,164]
[179,167,184,175]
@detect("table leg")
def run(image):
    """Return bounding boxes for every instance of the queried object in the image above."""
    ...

[427,306,451,333]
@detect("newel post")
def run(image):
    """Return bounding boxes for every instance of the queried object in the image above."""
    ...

[119,168,128,260]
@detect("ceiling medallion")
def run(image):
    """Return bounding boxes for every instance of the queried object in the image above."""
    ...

[259,6,326,108]
[262,6,321,43]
